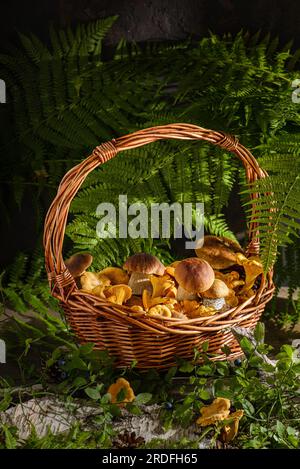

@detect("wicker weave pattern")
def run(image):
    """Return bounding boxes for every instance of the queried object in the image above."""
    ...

[43,124,274,368]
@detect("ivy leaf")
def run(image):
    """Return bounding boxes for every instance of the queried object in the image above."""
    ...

[101,393,111,404]
[196,364,214,376]
[254,322,265,344]
[85,387,101,400]
[240,337,254,356]
[292,363,300,373]
[179,361,194,373]
[79,343,95,355]
[242,399,255,416]
[110,405,122,417]
[202,341,209,352]
[276,420,286,439]
[66,356,88,371]
[198,389,211,400]
[72,376,88,388]
[165,366,177,383]
[126,403,142,415]
[216,361,229,376]
[134,393,152,405]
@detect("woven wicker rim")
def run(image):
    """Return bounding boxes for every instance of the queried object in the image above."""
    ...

[43,123,274,335]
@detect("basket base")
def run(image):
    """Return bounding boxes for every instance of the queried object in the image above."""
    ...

[62,297,267,369]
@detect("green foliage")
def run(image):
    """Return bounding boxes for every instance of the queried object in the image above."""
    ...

[66,141,238,267]
[1,323,299,449]
[2,20,300,450]
[2,22,300,274]
[0,246,77,377]
[0,247,57,315]
[245,133,300,273]
[158,325,300,449]
[0,423,114,449]
[0,16,155,226]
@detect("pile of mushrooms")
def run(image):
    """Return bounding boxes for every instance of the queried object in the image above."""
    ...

[64,235,263,319]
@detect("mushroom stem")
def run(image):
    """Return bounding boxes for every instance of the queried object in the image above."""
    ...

[176,285,197,301]
[128,272,152,296]
[202,297,226,311]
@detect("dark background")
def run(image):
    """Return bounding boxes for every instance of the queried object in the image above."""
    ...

[1,0,300,47]
[0,0,299,266]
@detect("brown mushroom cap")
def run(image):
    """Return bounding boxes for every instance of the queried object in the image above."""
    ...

[195,235,243,270]
[65,252,93,278]
[201,279,230,299]
[123,253,165,276]
[174,258,215,293]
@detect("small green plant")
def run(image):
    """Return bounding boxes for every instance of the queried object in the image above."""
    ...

[1,323,299,449]
[158,325,300,449]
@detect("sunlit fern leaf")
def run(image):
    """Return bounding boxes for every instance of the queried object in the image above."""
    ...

[208,148,239,215]
[244,158,300,272]
[204,214,236,240]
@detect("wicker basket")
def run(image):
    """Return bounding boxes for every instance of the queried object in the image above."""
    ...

[44,123,275,369]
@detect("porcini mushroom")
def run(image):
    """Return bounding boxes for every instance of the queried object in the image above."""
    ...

[123,253,165,295]
[201,279,230,311]
[65,252,93,278]
[176,286,198,301]
[195,235,243,270]
[165,266,176,278]
[174,258,215,301]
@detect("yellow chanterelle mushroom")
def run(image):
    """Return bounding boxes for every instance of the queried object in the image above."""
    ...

[98,267,129,285]
[104,284,132,305]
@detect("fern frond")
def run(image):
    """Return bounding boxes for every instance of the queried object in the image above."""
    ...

[245,156,300,272]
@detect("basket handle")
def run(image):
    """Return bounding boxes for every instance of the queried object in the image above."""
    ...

[44,123,267,298]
